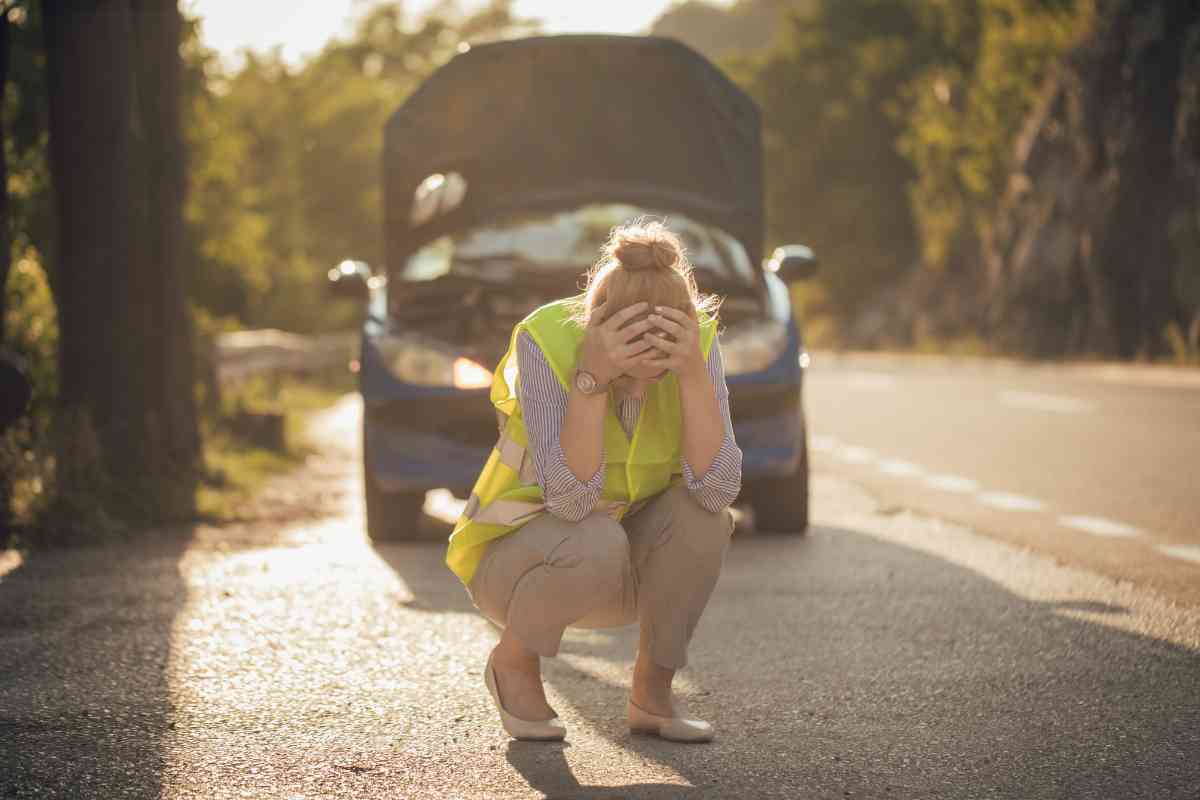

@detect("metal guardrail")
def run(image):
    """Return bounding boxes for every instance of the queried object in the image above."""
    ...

[213,329,357,384]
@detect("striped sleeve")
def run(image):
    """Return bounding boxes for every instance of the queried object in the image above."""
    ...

[515,331,605,522]
[679,340,743,512]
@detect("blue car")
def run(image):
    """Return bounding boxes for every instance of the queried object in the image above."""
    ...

[330,35,818,541]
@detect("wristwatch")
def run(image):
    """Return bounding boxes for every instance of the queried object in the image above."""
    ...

[573,368,610,395]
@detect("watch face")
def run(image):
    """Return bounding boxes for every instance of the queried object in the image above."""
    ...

[576,370,597,394]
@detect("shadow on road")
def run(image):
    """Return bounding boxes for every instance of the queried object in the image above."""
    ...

[375,519,1200,798]
[369,511,480,615]
[0,528,193,800]
[505,740,708,798]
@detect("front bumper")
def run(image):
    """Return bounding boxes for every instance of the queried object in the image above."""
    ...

[730,381,805,478]
[364,411,492,493]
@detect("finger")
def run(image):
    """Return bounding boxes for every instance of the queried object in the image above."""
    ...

[653,305,694,325]
[648,314,685,338]
[617,339,657,360]
[616,318,655,344]
[639,355,674,370]
[638,344,675,362]
[602,301,650,331]
[645,332,679,353]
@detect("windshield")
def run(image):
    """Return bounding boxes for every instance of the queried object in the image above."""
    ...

[400,204,756,286]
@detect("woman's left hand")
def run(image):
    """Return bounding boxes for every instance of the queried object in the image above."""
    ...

[642,306,706,380]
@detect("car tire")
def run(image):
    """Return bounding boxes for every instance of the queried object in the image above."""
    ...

[745,433,809,535]
[362,428,427,541]
[362,465,429,542]
[364,468,427,542]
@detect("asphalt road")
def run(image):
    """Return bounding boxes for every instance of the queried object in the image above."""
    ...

[804,352,1200,606]
[1,394,1198,799]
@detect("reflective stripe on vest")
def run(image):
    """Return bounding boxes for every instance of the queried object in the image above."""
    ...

[463,486,628,528]
[495,428,539,485]
[462,494,544,527]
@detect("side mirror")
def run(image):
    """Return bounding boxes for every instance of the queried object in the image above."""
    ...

[327,259,374,301]
[765,245,818,283]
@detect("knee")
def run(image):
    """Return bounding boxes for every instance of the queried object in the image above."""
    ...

[663,487,734,558]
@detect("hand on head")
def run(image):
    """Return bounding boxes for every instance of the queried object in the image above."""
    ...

[640,305,705,380]
[579,300,703,385]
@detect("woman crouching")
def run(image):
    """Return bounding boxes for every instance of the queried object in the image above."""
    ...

[445,219,742,742]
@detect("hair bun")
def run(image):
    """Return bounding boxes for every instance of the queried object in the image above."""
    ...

[613,233,680,272]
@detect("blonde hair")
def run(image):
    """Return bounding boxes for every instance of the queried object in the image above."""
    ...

[574,218,721,328]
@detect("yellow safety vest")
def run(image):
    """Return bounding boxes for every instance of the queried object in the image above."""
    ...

[445,296,718,585]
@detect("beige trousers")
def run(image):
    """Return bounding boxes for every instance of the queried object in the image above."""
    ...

[467,485,734,669]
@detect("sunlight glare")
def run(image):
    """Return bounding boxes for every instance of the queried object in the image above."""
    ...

[186,0,708,66]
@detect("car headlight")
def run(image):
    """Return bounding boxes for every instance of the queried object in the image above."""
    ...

[376,333,493,389]
[720,319,789,375]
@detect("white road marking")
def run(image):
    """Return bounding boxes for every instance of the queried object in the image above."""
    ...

[977,491,1046,512]
[844,371,896,391]
[999,390,1092,414]
[923,474,979,493]
[1058,515,1142,538]
[810,430,1193,575]
[810,434,839,453]
[1155,544,1200,565]
[878,459,925,477]
[836,446,877,464]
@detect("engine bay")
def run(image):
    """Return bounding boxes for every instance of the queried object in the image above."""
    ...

[388,271,767,371]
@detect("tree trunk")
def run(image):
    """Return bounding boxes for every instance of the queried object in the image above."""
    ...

[130,0,201,500]
[43,0,197,530]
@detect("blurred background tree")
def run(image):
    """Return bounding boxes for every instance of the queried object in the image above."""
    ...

[661,0,1095,349]
[660,0,1197,358]
[184,1,532,334]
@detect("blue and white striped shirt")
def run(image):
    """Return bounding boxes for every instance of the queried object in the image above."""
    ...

[515,331,743,522]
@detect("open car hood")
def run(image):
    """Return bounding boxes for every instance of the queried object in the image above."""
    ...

[382,35,765,274]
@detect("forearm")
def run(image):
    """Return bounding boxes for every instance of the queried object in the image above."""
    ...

[677,369,724,479]
[516,332,604,520]
[560,385,608,482]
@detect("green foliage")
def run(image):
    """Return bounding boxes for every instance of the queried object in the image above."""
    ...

[196,369,352,523]
[183,1,531,334]
[1,254,56,538]
[730,1,931,332]
[1,4,57,541]
[708,0,1095,346]
[896,0,1093,273]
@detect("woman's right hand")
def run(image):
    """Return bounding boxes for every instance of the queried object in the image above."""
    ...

[577,300,655,384]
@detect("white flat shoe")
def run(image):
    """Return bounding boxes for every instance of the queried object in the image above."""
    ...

[484,652,566,741]
[628,698,714,743]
